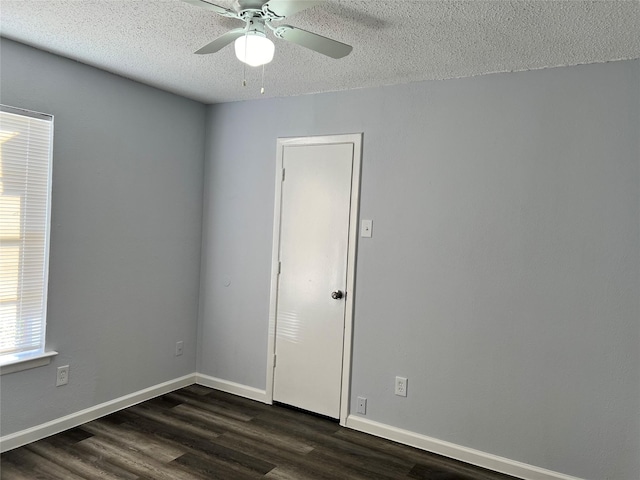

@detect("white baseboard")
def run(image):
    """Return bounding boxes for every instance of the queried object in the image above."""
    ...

[346,416,584,480]
[0,376,584,480]
[0,373,196,453]
[195,373,269,404]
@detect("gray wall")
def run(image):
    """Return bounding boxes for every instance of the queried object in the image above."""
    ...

[198,60,640,480]
[0,39,205,435]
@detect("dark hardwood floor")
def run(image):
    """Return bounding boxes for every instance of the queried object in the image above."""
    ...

[1,385,520,479]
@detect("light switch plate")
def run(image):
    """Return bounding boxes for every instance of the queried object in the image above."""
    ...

[361,219,373,238]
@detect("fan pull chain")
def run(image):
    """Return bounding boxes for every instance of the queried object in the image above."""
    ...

[261,64,265,94]
[242,26,248,87]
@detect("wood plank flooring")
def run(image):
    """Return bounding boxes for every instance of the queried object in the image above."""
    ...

[1,385,520,480]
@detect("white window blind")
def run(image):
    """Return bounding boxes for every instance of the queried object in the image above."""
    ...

[0,105,53,364]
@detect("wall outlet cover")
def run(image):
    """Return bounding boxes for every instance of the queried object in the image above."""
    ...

[395,376,407,397]
[357,396,367,414]
[56,365,69,387]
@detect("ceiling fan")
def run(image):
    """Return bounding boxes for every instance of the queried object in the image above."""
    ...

[181,0,353,67]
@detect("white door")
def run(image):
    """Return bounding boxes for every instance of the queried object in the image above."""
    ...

[273,142,354,418]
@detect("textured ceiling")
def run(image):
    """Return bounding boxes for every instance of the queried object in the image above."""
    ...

[1,0,639,104]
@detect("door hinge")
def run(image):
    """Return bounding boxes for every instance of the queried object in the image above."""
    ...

[282,168,285,182]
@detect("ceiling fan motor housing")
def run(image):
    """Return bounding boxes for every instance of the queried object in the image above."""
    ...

[234,0,269,14]
[245,17,267,36]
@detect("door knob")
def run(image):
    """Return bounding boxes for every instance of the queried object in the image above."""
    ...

[331,290,344,300]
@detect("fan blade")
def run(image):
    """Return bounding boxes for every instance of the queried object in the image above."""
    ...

[275,26,352,59]
[195,28,246,54]
[181,0,237,18]
[263,0,322,18]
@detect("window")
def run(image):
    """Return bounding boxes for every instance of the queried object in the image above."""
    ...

[0,105,54,371]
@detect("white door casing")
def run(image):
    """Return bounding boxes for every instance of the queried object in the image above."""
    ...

[266,134,362,424]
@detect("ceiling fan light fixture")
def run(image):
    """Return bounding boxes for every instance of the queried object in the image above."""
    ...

[235,32,275,67]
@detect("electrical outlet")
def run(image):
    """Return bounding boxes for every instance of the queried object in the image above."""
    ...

[56,365,69,386]
[395,376,407,397]
[357,396,367,414]
[175,341,184,357]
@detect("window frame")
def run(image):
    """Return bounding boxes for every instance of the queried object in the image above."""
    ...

[0,105,57,374]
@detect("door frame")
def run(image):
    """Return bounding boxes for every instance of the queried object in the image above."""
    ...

[265,133,362,425]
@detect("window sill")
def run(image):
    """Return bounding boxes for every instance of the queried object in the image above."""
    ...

[0,351,58,375]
